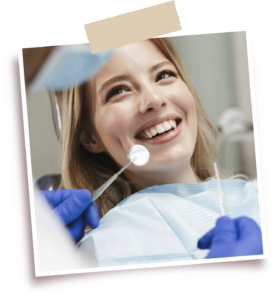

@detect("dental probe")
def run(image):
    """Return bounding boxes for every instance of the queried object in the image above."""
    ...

[214,162,228,216]
[90,145,150,203]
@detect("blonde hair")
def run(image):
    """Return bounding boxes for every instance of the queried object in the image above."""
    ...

[55,38,223,218]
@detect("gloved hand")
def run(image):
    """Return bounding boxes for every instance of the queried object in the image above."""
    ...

[23,46,114,91]
[41,189,99,243]
[197,216,263,259]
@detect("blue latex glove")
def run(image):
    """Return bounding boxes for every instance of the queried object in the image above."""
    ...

[41,189,99,243]
[29,46,114,91]
[198,216,263,259]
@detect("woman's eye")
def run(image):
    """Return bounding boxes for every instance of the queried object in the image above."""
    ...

[156,70,177,82]
[106,86,128,102]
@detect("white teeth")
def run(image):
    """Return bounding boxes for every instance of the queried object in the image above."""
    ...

[156,124,165,134]
[163,121,171,131]
[146,131,152,139]
[170,120,177,128]
[139,119,178,139]
[150,128,157,136]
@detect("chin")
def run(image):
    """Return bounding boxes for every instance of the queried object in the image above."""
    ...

[148,147,194,171]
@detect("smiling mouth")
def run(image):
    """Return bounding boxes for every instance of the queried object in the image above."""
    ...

[135,118,182,140]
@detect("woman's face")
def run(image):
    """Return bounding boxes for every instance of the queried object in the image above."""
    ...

[84,40,198,183]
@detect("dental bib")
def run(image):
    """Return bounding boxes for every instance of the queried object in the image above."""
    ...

[78,179,260,267]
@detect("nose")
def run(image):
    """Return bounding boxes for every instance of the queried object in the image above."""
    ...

[138,84,167,114]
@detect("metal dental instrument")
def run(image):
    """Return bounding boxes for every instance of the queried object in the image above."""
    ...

[90,145,150,203]
[214,162,228,216]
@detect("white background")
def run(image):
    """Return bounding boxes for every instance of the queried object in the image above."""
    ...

[0,26,272,300]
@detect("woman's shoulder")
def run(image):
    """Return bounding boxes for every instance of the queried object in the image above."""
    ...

[246,179,258,191]
[115,178,259,212]
[220,178,258,194]
[122,179,258,199]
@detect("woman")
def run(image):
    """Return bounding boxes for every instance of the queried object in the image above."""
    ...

[47,38,262,266]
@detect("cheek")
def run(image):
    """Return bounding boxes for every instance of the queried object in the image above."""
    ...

[171,83,198,136]
[94,105,132,145]
[184,93,197,136]
[168,82,197,116]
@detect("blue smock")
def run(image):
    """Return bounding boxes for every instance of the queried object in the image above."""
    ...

[78,179,260,267]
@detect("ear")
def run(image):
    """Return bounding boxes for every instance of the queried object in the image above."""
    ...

[80,130,105,154]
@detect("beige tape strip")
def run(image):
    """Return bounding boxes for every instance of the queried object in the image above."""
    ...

[85,1,181,54]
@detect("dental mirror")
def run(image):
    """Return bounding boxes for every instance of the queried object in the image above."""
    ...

[128,145,150,166]
[91,145,150,202]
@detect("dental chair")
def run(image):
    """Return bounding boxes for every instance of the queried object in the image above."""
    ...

[36,174,61,191]
[36,91,62,191]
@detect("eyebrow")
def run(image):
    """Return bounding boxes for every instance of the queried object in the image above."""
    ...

[98,75,131,96]
[98,60,174,95]
[149,61,174,73]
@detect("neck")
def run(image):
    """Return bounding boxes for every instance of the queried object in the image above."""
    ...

[124,162,199,191]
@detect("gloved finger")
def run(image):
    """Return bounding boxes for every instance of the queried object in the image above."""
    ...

[40,189,76,208]
[234,217,262,239]
[40,190,61,208]
[83,202,100,229]
[212,216,238,246]
[197,228,215,249]
[234,217,263,255]
[54,189,92,225]
[67,215,86,243]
